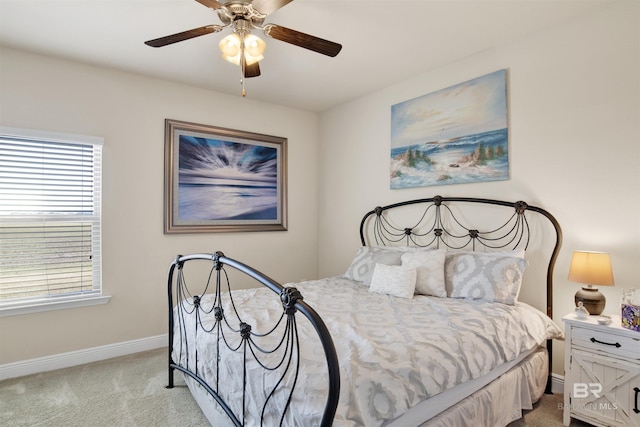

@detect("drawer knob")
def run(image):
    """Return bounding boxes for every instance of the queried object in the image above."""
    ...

[590,337,621,348]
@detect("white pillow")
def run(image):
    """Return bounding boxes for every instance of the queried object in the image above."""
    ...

[401,249,447,297]
[369,263,417,299]
[445,253,527,305]
[343,246,426,285]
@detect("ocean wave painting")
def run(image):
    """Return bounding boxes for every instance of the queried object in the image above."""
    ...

[178,135,278,221]
[391,70,509,189]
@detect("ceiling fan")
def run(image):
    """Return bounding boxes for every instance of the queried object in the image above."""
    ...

[145,0,342,96]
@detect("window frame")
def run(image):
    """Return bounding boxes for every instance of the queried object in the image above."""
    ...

[0,126,109,317]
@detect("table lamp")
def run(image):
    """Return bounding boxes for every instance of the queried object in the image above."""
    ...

[568,251,614,315]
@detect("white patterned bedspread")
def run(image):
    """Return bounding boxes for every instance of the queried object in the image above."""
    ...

[173,276,562,426]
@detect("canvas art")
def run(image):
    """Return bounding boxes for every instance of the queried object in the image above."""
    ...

[390,69,509,189]
[164,119,287,233]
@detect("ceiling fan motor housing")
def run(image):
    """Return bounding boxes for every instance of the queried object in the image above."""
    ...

[217,3,266,28]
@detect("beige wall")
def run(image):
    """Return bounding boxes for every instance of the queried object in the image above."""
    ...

[318,0,640,376]
[0,48,321,364]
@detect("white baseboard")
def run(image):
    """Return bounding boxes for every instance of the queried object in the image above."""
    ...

[550,372,564,394]
[0,334,167,381]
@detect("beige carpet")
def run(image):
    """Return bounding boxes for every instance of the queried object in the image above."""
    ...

[507,391,593,427]
[0,348,593,426]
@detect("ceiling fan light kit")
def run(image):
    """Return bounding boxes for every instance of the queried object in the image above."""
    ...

[219,33,265,66]
[145,0,342,97]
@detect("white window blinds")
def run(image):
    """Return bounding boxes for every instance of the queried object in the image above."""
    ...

[0,128,102,306]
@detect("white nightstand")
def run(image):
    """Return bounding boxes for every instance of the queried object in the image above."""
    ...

[563,313,640,427]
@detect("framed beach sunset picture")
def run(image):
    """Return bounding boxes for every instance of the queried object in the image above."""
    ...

[164,119,287,233]
[390,69,509,189]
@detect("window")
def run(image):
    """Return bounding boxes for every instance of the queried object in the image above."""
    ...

[0,127,108,316]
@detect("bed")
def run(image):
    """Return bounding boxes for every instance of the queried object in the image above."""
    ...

[166,195,564,426]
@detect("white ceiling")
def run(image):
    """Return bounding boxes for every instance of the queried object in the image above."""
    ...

[0,0,612,112]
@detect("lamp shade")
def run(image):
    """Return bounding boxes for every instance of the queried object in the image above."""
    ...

[568,251,614,286]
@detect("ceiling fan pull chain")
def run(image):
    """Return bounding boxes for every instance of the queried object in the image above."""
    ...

[240,37,246,97]
[239,64,246,97]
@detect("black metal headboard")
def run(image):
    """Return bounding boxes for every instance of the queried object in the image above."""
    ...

[359,195,562,393]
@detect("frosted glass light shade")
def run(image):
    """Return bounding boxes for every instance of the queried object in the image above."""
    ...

[243,34,265,63]
[220,33,242,64]
[219,33,265,66]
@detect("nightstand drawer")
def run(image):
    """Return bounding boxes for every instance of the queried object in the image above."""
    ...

[572,326,640,360]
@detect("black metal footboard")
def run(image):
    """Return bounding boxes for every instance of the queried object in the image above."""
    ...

[166,251,340,427]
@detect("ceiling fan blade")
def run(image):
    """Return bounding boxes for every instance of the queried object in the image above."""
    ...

[244,62,261,78]
[145,25,224,47]
[264,24,342,57]
[194,0,227,10]
[251,0,295,16]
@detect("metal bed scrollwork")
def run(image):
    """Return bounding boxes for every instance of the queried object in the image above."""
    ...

[166,251,340,427]
[359,195,563,393]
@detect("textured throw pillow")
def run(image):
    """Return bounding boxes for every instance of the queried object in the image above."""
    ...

[368,263,417,299]
[343,246,406,285]
[445,253,527,305]
[401,249,447,297]
[459,249,526,259]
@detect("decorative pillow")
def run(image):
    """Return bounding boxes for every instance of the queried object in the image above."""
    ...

[401,249,447,297]
[343,246,407,285]
[368,263,417,299]
[457,249,525,259]
[444,253,527,305]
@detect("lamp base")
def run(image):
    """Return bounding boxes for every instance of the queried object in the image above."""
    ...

[575,286,606,315]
